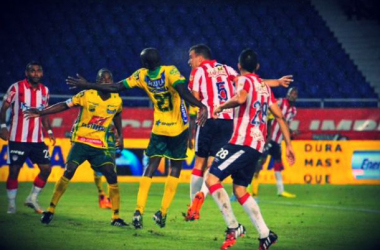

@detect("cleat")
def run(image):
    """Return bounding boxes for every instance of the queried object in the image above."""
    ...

[7,202,16,214]
[184,191,204,221]
[111,218,129,227]
[278,191,296,198]
[25,197,44,214]
[153,210,167,228]
[132,210,143,229]
[41,211,54,225]
[99,195,112,209]
[259,230,278,250]
[220,224,246,250]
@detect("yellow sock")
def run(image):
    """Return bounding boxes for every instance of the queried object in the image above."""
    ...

[135,176,152,214]
[48,176,70,213]
[109,183,120,220]
[94,173,105,195]
[160,176,179,216]
[251,172,260,196]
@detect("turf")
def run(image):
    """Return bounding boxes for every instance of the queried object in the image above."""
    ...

[0,183,380,250]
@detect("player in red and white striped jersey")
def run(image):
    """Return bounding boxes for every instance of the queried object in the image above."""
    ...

[206,49,295,250]
[0,62,55,214]
[264,87,298,198]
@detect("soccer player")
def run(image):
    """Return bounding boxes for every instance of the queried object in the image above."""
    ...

[66,48,208,229]
[185,44,294,221]
[25,68,128,227]
[206,49,295,250]
[262,87,298,198]
[0,61,55,214]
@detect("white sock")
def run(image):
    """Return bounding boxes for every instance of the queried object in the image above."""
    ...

[199,169,210,198]
[28,185,42,201]
[275,171,284,194]
[190,174,203,201]
[210,186,239,229]
[7,189,17,205]
[240,195,269,238]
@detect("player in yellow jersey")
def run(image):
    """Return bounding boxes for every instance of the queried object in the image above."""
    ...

[66,48,208,228]
[25,69,128,227]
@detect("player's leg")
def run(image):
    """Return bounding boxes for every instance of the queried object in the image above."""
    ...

[6,141,30,214]
[96,161,128,227]
[206,144,248,249]
[41,143,87,224]
[26,142,52,213]
[94,170,111,209]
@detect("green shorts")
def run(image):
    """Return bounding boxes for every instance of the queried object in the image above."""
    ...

[146,129,188,160]
[67,142,115,168]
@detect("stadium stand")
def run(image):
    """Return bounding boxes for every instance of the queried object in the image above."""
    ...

[0,0,378,107]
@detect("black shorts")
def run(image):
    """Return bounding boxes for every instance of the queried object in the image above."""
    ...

[265,140,281,161]
[195,119,233,158]
[209,143,262,187]
[7,141,50,166]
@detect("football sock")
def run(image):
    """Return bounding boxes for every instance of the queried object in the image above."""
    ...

[238,193,269,238]
[135,176,152,214]
[160,176,179,216]
[209,183,239,229]
[109,183,120,220]
[6,177,18,203]
[199,168,210,198]
[48,176,70,213]
[190,169,203,201]
[275,171,284,194]
[94,173,105,195]
[28,185,42,201]
[251,172,260,196]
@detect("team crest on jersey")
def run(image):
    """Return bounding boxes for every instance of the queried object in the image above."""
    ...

[133,70,140,80]
[169,67,180,76]
[12,155,18,161]
[89,105,96,112]
[106,105,117,114]
[207,65,227,78]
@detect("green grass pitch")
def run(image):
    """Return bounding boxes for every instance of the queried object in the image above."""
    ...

[1,182,380,250]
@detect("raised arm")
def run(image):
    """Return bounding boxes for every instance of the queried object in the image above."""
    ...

[66,74,126,93]
[262,75,293,88]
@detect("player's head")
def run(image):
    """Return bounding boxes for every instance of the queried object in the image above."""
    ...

[287,87,298,102]
[188,44,212,69]
[238,49,259,73]
[25,61,43,85]
[140,48,161,70]
[96,68,113,84]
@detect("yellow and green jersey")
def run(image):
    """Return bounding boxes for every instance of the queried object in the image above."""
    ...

[188,106,198,118]
[66,90,122,148]
[123,65,188,137]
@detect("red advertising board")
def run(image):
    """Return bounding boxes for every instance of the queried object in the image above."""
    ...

[47,108,380,140]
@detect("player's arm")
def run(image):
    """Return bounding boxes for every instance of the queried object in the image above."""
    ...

[174,83,207,126]
[24,102,71,118]
[112,111,123,151]
[213,89,247,118]
[66,74,126,92]
[41,115,56,146]
[0,100,11,141]
[262,75,293,88]
[269,103,295,165]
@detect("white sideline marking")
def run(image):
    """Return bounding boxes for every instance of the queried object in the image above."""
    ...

[261,200,380,214]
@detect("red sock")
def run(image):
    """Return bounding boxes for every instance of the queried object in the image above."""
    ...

[34,175,46,188]
[6,177,18,190]
[191,168,203,177]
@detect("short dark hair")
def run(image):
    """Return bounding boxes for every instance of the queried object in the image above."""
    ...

[140,48,161,70]
[238,49,258,73]
[25,61,43,71]
[96,68,113,83]
[189,44,212,59]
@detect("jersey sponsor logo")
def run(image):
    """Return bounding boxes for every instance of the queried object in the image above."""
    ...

[169,67,180,76]
[155,120,177,126]
[180,101,188,125]
[77,136,103,146]
[145,72,166,94]
[133,70,140,80]
[10,150,25,155]
[352,151,380,180]
[20,102,44,111]
[250,127,264,141]
[207,65,227,78]
[81,116,107,131]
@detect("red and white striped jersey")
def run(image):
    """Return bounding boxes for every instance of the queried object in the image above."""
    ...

[229,73,276,153]
[270,98,297,144]
[188,60,238,119]
[3,79,49,143]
